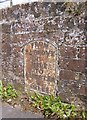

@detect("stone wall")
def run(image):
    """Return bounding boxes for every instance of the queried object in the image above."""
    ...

[0,2,87,108]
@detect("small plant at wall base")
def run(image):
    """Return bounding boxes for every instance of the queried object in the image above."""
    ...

[31,92,87,119]
[0,80,18,100]
[0,80,2,98]
[2,84,18,100]
[0,81,87,119]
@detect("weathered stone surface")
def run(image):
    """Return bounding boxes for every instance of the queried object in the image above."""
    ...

[59,70,75,81]
[59,46,77,58]
[59,59,86,72]
[24,40,57,94]
[2,24,11,33]
[79,85,87,96]
[0,2,86,108]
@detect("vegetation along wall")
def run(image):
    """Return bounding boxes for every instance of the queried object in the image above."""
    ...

[0,2,87,109]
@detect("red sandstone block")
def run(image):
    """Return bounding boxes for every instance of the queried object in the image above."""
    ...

[85,46,87,59]
[59,46,86,59]
[59,46,77,58]
[59,58,68,69]
[78,47,86,59]
[21,34,29,41]
[59,70,75,80]
[2,24,11,33]
[12,34,22,43]
[68,59,86,72]
[79,85,87,96]
[2,43,11,57]
[59,58,86,72]
[2,34,11,43]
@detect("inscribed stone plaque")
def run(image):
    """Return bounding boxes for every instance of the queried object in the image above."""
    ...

[24,41,57,94]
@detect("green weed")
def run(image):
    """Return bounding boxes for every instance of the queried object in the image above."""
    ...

[0,81,18,100]
[31,92,87,119]
[0,80,2,97]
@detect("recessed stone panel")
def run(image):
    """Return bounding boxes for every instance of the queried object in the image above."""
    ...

[24,40,57,94]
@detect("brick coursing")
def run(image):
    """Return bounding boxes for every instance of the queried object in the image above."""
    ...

[0,2,87,109]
